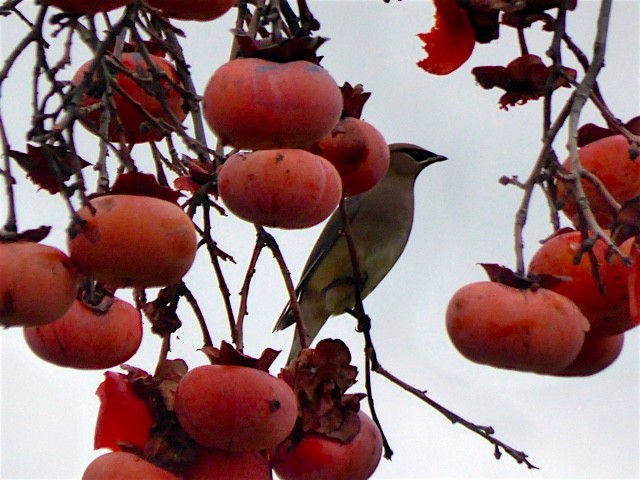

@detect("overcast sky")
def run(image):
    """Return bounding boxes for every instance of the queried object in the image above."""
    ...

[1,1,639,479]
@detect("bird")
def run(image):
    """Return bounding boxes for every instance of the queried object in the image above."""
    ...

[274,143,447,363]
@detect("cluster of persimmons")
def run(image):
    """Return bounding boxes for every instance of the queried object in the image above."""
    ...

[413,0,640,378]
[3,0,638,478]
[447,132,640,377]
[1,1,395,479]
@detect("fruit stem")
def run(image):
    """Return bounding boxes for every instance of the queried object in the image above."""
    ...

[257,225,309,350]
[0,113,17,235]
[181,284,214,348]
[362,333,394,459]
[200,201,239,345]
[236,229,267,351]
[156,333,171,367]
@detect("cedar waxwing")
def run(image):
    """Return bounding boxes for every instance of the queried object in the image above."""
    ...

[274,143,447,362]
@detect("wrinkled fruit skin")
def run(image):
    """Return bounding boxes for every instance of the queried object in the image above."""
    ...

[24,298,142,369]
[218,149,342,229]
[41,0,129,13]
[0,242,78,328]
[174,365,298,452]
[271,411,383,480]
[146,0,236,21]
[555,333,624,377]
[82,452,178,480]
[72,52,186,144]
[68,195,197,288]
[181,448,272,480]
[557,135,640,228]
[94,372,154,451]
[528,230,635,337]
[203,58,342,149]
[310,117,390,197]
[446,281,589,374]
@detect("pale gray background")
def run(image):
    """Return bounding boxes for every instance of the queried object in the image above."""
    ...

[1,1,639,478]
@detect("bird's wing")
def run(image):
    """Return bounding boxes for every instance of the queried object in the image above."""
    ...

[273,195,364,331]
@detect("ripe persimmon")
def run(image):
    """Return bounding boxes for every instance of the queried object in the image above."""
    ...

[146,0,236,21]
[24,298,142,369]
[218,149,342,229]
[556,135,640,228]
[174,365,298,452]
[72,52,186,144]
[0,241,78,328]
[181,448,271,480]
[271,411,383,480]
[202,58,342,149]
[555,333,624,377]
[41,0,129,13]
[68,195,197,288]
[82,452,178,480]
[310,117,390,197]
[446,281,589,374]
[528,229,635,337]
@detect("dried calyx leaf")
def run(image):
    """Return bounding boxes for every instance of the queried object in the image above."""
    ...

[340,82,371,120]
[0,225,51,243]
[279,338,365,444]
[118,40,168,58]
[201,340,281,372]
[472,54,576,109]
[142,285,183,336]
[459,1,500,43]
[480,263,568,290]
[120,360,196,473]
[501,0,578,30]
[417,0,578,76]
[577,116,640,148]
[233,31,329,63]
[90,171,183,204]
[173,156,218,196]
[78,288,116,314]
[611,195,640,245]
[9,144,90,194]
[122,360,188,412]
[460,0,578,38]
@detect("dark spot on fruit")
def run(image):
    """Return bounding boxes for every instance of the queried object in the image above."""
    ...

[1,290,15,316]
[269,399,282,412]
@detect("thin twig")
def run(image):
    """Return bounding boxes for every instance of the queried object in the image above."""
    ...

[236,228,266,351]
[180,283,214,348]
[370,353,539,469]
[338,199,393,458]
[257,225,308,350]
[0,113,16,234]
[566,0,614,247]
[198,200,238,345]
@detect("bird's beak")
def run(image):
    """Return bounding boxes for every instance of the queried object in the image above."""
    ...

[419,153,447,170]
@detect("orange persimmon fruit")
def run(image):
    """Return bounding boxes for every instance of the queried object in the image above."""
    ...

[72,52,186,144]
[202,58,342,149]
[0,241,78,328]
[68,195,197,288]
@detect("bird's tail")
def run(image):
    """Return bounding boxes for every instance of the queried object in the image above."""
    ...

[273,303,296,333]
